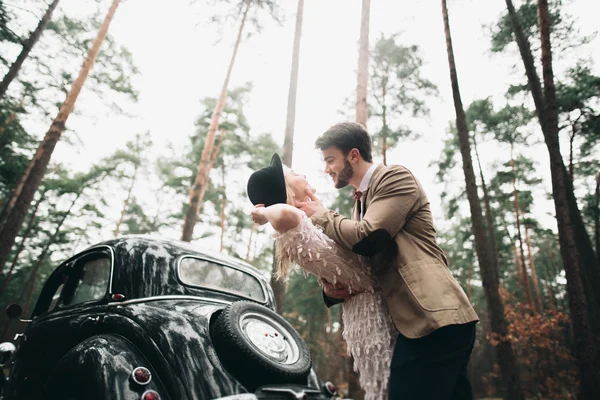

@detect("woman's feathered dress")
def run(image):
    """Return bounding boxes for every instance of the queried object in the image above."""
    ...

[274,215,398,400]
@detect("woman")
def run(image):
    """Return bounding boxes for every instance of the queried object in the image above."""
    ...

[247,154,397,400]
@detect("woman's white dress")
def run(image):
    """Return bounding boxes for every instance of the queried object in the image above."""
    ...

[274,215,398,400]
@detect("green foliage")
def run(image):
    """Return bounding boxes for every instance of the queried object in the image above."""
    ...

[204,0,284,37]
[368,33,438,157]
[329,186,354,217]
[156,84,280,263]
[0,102,37,202]
[466,98,533,146]
[2,1,138,130]
[0,0,20,59]
[490,0,592,55]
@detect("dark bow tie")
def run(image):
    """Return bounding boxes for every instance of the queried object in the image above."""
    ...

[353,190,363,201]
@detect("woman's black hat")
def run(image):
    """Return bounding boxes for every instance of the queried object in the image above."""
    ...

[247,153,287,207]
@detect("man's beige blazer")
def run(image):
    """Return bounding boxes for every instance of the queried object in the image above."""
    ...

[311,164,479,338]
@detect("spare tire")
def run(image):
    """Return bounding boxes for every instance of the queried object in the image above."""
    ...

[211,300,312,391]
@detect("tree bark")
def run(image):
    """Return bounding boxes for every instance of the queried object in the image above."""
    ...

[512,244,523,284]
[467,261,472,300]
[568,118,579,183]
[355,0,370,127]
[506,0,600,396]
[538,2,600,396]
[524,221,543,312]
[0,191,45,301]
[442,2,525,399]
[0,0,121,271]
[272,0,305,314]
[510,150,534,311]
[281,0,304,166]
[348,5,370,396]
[0,0,61,101]
[114,164,139,237]
[0,111,17,136]
[381,85,388,166]
[270,242,285,313]
[219,167,226,252]
[546,281,556,311]
[245,223,255,262]
[595,172,599,259]
[0,156,37,234]
[473,133,498,263]
[181,1,250,242]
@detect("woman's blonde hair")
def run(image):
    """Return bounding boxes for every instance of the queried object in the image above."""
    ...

[274,166,296,280]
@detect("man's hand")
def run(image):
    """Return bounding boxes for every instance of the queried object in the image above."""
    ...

[251,204,268,225]
[296,189,328,218]
[322,279,353,300]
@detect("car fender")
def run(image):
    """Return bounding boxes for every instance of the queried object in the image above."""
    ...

[42,333,170,400]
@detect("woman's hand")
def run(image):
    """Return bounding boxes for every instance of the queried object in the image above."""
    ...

[322,278,353,300]
[251,204,268,225]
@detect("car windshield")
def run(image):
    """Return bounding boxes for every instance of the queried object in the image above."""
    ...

[178,257,265,302]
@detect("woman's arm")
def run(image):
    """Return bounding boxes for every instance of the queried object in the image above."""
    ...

[251,204,303,233]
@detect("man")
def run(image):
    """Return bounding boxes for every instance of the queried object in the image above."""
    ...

[296,122,479,400]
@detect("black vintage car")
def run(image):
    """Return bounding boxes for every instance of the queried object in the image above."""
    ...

[0,236,341,400]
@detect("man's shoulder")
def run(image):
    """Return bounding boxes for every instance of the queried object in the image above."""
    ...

[372,164,416,186]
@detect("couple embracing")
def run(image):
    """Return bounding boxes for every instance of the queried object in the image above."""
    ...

[246,122,479,400]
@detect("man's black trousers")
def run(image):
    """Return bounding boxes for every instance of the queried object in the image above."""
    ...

[387,322,477,400]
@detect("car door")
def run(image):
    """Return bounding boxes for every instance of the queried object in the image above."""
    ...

[5,247,113,399]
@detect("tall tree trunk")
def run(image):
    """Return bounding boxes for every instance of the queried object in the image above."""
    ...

[0,110,17,136]
[546,281,556,311]
[381,87,388,166]
[537,1,600,395]
[0,0,120,271]
[219,168,226,252]
[245,223,255,262]
[181,1,250,242]
[595,172,599,259]
[474,133,498,263]
[0,156,36,234]
[113,164,139,237]
[507,0,600,396]
[187,129,226,241]
[510,149,534,311]
[281,0,304,166]
[355,0,370,127]
[0,0,61,101]
[467,261,472,300]
[568,117,580,183]
[524,221,543,312]
[350,4,370,395]
[271,242,285,313]
[0,191,45,301]
[509,0,600,309]
[512,244,523,284]
[442,2,525,399]
[272,0,305,314]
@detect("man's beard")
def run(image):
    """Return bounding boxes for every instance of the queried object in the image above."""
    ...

[335,160,354,189]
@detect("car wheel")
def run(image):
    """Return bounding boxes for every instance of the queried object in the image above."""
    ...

[211,300,312,391]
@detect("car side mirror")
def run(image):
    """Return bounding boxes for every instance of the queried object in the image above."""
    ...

[6,304,22,320]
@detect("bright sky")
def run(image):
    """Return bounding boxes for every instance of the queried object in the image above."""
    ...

[46,0,600,246]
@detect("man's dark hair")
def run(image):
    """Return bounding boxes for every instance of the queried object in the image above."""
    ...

[315,122,373,163]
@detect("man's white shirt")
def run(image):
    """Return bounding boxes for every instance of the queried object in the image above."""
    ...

[357,163,378,221]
